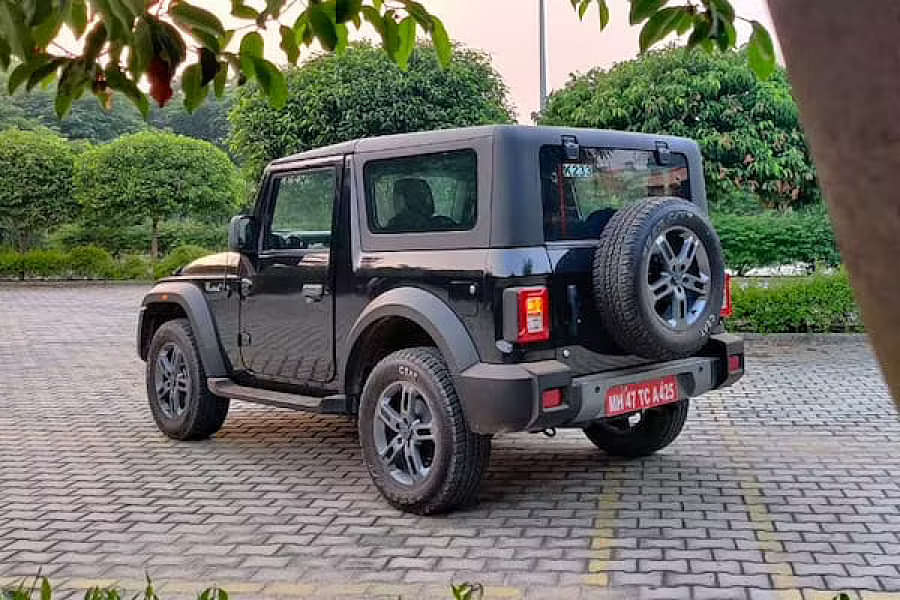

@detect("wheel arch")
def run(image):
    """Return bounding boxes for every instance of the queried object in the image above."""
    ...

[342,287,479,399]
[137,281,229,377]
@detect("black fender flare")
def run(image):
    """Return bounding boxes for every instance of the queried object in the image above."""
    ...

[342,286,480,384]
[137,281,229,377]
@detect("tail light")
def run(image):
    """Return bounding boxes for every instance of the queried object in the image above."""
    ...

[516,287,550,343]
[720,273,733,318]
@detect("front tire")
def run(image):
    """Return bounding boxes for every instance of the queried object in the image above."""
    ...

[146,318,229,441]
[583,399,689,458]
[358,347,491,514]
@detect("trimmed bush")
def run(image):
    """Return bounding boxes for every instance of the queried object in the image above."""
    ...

[67,245,116,278]
[0,250,24,278]
[22,249,69,278]
[114,254,153,280]
[730,272,862,333]
[153,245,211,279]
[712,212,840,274]
[50,220,228,256]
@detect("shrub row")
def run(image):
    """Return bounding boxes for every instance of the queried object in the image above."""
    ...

[712,212,840,274]
[0,245,213,281]
[729,271,862,333]
[50,220,228,256]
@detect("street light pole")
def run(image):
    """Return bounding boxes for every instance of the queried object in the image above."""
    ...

[539,0,549,112]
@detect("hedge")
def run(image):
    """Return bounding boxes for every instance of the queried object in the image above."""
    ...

[729,271,862,333]
[712,212,840,274]
[50,220,228,256]
[0,245,211,280]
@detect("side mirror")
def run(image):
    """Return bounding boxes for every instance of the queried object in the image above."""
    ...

[228,215,258,253]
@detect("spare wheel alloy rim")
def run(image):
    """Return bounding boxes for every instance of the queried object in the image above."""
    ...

[644,225,712,331]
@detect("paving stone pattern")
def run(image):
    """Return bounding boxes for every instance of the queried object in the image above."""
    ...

[1,284,899,599]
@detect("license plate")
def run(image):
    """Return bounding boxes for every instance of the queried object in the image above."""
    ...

[605,375,679,417]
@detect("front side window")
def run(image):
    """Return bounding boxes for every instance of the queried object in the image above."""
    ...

[540,146,691,241]
[265,168,335,250]
[364,150,477,234]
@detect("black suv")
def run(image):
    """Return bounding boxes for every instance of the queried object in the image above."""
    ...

[137,125,744,514]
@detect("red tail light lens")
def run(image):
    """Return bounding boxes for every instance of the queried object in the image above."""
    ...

[720,273,733,318]
[517,287,550,343]
[542,388,563,409]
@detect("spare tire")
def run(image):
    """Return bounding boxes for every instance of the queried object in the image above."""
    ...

[593,197,725,360]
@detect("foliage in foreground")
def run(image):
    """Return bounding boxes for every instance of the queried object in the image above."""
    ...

[227,43,514,182]
[0,128,78,252]
[75,131,242,258]
[540,46,817,211]
[730,271,862,334]
[0,0,773,125]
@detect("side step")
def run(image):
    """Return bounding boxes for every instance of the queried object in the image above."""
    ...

[207,378,350,414]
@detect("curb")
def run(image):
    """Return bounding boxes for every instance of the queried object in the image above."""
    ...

[742,332,869,344]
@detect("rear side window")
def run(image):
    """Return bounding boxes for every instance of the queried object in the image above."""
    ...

[364,150,477,234]
[540,145,690,241]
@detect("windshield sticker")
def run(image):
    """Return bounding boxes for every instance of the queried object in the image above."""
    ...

[562,163,594,179]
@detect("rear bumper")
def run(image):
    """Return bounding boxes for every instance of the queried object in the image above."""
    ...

[456,333,744,434]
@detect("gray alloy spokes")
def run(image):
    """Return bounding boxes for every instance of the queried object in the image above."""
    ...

[646,226,712,331]
[155,343,190,418]
[373,381,436,485]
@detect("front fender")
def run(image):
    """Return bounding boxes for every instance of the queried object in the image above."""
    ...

[137,281,229,377]
[343,287,480,380]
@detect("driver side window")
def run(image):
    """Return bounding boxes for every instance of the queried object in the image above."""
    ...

[266,168,335,250]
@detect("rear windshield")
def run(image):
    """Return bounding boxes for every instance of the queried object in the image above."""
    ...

[540,145,691,241]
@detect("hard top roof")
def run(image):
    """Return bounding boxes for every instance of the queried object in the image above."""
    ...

[268,124,697,166]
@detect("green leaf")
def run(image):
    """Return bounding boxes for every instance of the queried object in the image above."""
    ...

[214,60,227,97]
[0,37,10,70]
[187,27,221,53]
[395,16,415,70]
[335,0,362,23]
[577,0,590,19]
[106,64,149,118]
[183,64,205,112]
[67,0,87,37]
[360,6,383,35]
[430,16,451,68]
[83,21,107,64]
[8,59,43,94]
[708,0,735,21]
[279,24,299,63]
[381,11,399,59]
[307,4,338,51]
[638,6,690,52]
[0,2,34,58]
[40,577,51,600]
[239,31,263,76]
[170,1,226,39]
[230,0,258,20]
[334,22,348,54]
[747,20,775,79]
[596,0,609,28]
[629,0,667,25]
[250,56,287,109]
[26,57,60,91]
[32,8,64,47]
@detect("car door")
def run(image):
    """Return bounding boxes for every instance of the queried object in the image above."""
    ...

[239,160,341,384]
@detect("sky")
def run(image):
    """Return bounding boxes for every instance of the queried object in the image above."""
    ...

[58,0,781,122]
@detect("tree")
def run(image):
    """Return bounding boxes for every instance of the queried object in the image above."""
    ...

[0,1,774,121]
[227,43,513,181]
[540,46,817,212]
[0,128,77,255]
[75,131,243,259]
[150,88,235,148]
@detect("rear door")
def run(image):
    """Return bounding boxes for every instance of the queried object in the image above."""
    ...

[239,159,342,384]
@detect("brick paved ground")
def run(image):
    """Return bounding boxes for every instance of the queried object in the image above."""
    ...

[1,283,899,600]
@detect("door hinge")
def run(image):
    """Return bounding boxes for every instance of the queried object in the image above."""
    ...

[238,332,252,347]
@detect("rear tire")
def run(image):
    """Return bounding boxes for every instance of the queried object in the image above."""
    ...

[583,399,689,458]
[146,318,230,441]
[358,347,491,514]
